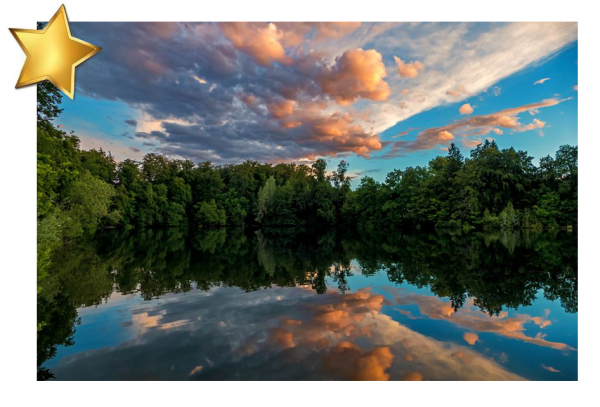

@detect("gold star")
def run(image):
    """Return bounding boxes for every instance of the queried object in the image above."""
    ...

[10,5,101,99]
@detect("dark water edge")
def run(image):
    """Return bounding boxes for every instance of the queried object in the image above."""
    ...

[37,228,577,381]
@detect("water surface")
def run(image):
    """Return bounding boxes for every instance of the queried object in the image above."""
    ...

[38,229,577,380]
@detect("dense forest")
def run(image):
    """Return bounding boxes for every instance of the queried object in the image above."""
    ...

[37,83,577,279]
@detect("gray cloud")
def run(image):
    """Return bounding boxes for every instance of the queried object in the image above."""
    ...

[67,22,577,163]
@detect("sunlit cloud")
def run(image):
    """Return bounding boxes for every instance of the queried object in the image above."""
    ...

[321,48,391,105]
[534,77,551,85]
[388,98,570,154]
[394,56,424,78]
[69,22,577,163]
[395,292,576,351]
[459,103,474,115]
[542,364,560,373]
[51,286,525,380]
[463,332,479,345]
[219,22,293,66]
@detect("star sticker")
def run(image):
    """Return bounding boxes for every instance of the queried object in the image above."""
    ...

[10,5,101,99]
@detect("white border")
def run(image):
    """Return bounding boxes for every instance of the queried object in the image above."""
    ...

[0,1,597,406]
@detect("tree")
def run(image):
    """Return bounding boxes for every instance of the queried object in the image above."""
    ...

[256,176,277,224]
[63,172,119,236]
[195,199,226,228]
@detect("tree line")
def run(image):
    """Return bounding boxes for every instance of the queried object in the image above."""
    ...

[37,83,577,276]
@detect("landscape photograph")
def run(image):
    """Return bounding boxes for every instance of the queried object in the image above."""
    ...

[35,21,578,381]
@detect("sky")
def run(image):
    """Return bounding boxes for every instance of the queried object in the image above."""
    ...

[57,22,578,183]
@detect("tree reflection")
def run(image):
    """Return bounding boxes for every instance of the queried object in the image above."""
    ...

[38,228,576,379]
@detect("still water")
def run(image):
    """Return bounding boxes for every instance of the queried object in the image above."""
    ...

[38,229,577,380]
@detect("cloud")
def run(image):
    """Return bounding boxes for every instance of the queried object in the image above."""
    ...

[67,22,577,163]
[395,292,576,351]
[438,130,454,141]
[50,286,525,380]
[463,332,479,345]
[542,365,560,373]
[515,118,545,132]
[388,98,569,154]
[394,56,424,78]
[275,22,362,44]
[219,22,292,66]
[124,119,137,126]
[446,85,467,98]
[321,48,391,105]
[459,103,474,115]
[268,99,296,118]
[573,85,578,91]
[463,138,482,148]
[534,77,551,85]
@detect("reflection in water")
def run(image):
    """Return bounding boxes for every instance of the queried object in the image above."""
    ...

[38,229,577,380]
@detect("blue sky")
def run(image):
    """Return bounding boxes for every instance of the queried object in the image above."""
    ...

[57,22,578,184]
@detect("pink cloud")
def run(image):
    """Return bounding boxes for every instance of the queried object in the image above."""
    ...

[534,77,551,85]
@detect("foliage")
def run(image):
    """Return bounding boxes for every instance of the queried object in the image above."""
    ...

[344,141,577,230]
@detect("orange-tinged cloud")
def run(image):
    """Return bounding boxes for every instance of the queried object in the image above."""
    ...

[516,118,545,132]
[305,112,383,158]
[189,365,203,376]
[534,77,551,85]
[323,342,395,381]
[394,56,424,78]
[281,119,302,129]
[390,98,570,154]
[439,130,454,141]
[542,364,560,373]
[395,293,575,352]
[268,99,296,118]
[463,332,479,345]
[402,371,424,381]
[123,287,525,381]
[270,328,297,348]
[463,138,482,148]
[220,22,292,66]
[321,48,391,105]
[459,103,474,115]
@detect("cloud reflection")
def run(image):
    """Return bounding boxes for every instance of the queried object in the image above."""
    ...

[51,286,525,380]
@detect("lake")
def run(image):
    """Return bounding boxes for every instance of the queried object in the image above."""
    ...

[38,228,577,380]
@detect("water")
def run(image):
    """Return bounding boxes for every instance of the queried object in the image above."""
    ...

[38,228,577,381]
